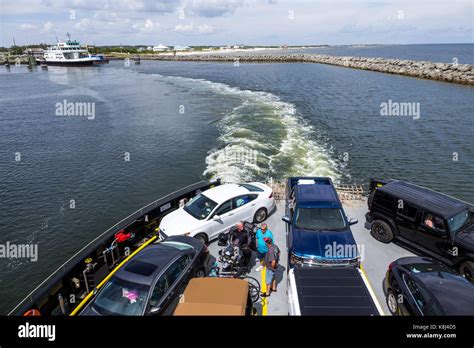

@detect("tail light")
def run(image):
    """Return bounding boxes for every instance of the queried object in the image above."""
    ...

[269,192,273,199]
[388,261,395,271]
[203,245,209,252]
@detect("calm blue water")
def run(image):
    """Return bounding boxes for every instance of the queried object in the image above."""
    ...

[0,44,473,313]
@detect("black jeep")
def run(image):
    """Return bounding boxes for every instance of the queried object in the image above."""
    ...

[365,179,474,281]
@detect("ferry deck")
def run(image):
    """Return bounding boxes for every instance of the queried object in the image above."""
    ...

[8,180,419,317]
[209,195,416,316]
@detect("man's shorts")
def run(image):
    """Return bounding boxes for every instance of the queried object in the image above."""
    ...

[257,251,266,260]
[266,267,276,284]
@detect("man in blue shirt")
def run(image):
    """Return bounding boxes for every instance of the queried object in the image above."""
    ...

[254,223,273,272]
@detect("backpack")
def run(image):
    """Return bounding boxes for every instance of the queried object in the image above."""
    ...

[272,245,280,263]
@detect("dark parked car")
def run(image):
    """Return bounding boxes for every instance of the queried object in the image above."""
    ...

[80,236,210,316]
[383,256,474,315]
[283,177,359,268]
[366,179,474,281]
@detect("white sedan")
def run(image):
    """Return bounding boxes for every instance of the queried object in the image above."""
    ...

[159,182,276,244]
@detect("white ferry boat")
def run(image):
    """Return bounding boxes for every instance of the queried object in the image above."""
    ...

[44,34,100,66]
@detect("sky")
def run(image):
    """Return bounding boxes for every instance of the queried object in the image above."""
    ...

[0,0,473,47]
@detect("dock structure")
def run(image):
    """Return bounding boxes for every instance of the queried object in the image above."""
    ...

[209,182,416,315]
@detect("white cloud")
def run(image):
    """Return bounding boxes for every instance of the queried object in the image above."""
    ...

[61,0,177,13]
[42,21,54,33]
[1,0,472,46]
[93,11,125,23]
[197,24,213,33]
[73,18,91,31]
[174,23,214,34]
[0,0,50,14]
[185,0,244,18]
[133,18,160,33]
[175,23,194,32]
[20,23,38,30]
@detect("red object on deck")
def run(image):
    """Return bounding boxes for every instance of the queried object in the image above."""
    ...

[115,230,132,243]
[23,309,41,316]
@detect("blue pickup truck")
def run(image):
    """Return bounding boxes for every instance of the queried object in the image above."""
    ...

[282,177,360,268]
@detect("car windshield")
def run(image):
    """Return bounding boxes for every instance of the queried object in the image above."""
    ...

[91,277,149,316]
[183,194,218,220]
[295,208,347,231]
[447,209,472,233]
[160,241,194,250]
[407,262,457,275]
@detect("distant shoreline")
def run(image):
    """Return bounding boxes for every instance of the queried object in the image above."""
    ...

[2,47,473,86]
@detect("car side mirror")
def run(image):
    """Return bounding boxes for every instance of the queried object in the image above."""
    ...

[349,218,358,225]
[282,216,290,224]
[212,215,221,222]
[436,229,448,238]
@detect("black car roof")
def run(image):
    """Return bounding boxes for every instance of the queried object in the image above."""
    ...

[413,272,474,315]
[115,243,186,286]
[379,181,468,218]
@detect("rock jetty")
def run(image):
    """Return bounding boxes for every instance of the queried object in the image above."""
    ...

[145,53,474,85]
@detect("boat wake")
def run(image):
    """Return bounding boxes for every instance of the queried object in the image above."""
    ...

[155,74,343,183]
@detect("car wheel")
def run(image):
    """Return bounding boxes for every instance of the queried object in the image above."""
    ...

[386,290,399,316]
[370,220,394,243]
[195,268,206,278]
[194,233,209,246]
[459,261,474,282]
[253,208,267,223]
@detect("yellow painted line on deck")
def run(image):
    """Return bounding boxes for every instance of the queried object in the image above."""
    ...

[261,266,267,316]
[70,235,158,316]
[360,263,386,316]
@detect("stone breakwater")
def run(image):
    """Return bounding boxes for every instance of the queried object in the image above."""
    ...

[139,53,474,85]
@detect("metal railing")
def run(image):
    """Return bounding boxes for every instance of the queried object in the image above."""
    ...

[265,180,366,202]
